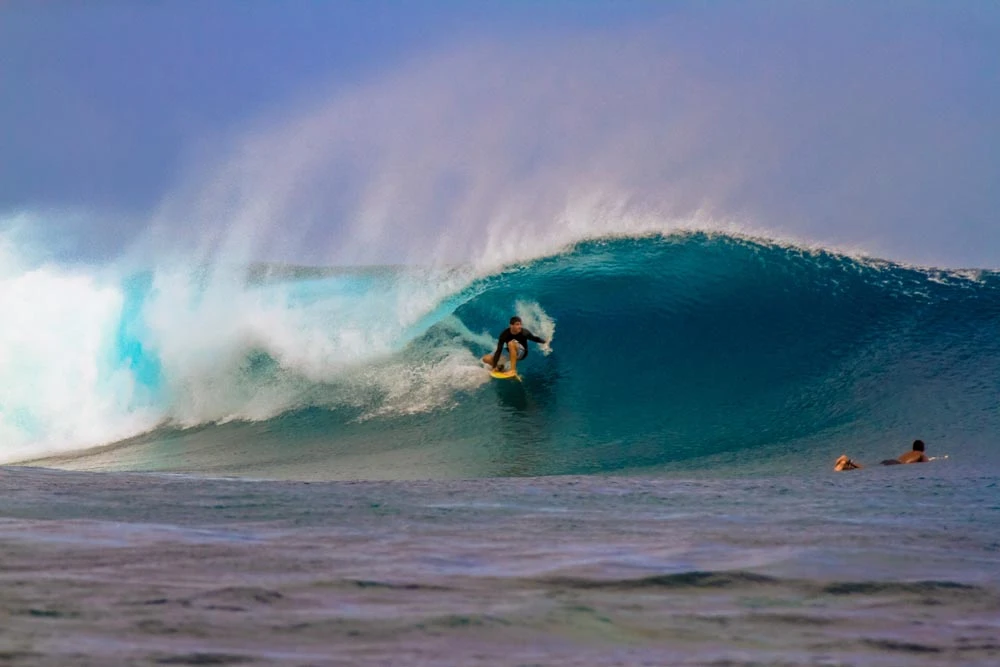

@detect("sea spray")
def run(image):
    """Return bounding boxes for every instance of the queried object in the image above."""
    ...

[515,299,556,355]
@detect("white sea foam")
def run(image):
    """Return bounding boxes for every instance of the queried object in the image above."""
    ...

[0,216,490,461]
[515,300,555,356]
[0,236,159,461]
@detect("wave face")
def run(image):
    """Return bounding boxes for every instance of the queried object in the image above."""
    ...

[8,233,1000,477]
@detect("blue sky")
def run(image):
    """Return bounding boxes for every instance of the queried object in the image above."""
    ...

[2,1,999,267]
[2,2,659,210]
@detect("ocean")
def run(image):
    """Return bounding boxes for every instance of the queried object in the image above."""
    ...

[2,231,999,665]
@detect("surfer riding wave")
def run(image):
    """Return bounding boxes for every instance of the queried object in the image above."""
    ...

[482,316,547,373]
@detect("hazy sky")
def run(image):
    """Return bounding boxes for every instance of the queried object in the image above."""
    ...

[2,1,999,267]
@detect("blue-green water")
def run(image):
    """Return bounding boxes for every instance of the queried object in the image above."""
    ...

[18,232,1000,478]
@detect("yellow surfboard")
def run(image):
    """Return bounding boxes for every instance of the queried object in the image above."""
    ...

[489,369,521,381]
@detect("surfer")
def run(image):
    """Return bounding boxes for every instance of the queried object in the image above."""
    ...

[836,440,945,471]
[834,455,862,471]
[880,439,930,465]
[482,316,547,372]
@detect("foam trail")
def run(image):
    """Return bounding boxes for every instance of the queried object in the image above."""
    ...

[138,262,484,427]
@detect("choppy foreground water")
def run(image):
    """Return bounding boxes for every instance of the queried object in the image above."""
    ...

[1,464,999,666]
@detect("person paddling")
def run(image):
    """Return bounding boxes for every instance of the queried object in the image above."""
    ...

[834,439,945,471]
[880,439,930,465]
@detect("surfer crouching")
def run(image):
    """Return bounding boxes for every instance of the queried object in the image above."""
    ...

[482,316,547,372]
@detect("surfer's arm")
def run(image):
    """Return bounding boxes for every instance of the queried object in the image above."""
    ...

[525,330,546,344]
[490,333,508,368]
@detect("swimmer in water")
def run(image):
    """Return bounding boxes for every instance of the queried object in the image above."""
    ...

[880,439,929,465]
[834,455,862,471]
[837,440,946,471]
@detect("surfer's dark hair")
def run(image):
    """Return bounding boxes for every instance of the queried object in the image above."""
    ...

[510,316,522,325]
[912,439,925,452]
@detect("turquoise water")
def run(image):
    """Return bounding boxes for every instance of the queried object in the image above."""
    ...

[20,232,1000,478]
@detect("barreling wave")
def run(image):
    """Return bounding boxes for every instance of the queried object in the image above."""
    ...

[7,231,1000,478]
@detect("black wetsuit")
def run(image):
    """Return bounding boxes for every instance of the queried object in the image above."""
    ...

[491,327,546,368]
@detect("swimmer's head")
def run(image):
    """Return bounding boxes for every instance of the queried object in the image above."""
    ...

[912,439,925,452]
[834,454,854,471]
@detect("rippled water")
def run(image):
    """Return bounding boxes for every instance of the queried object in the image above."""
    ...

[2,463,998,665]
